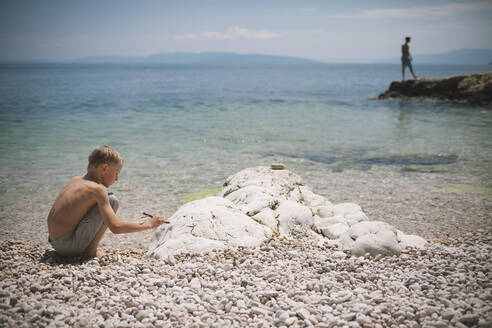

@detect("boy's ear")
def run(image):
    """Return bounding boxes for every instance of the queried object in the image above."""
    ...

[100,163,109,172]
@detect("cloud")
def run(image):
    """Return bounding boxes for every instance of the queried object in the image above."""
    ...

[336,1,492,19]
[174,26,280,41]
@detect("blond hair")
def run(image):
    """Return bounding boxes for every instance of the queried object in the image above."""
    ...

[88,146,123,169]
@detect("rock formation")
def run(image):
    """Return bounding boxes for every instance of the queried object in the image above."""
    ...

[148,166,427,259]
[378,72,492,105]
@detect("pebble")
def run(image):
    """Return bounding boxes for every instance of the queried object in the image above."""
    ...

[459,314,479,326]
[236,299,246,309]
[296,308,310,320]
[271,164,285,170]
[441,309,455,320]
[190,278,201,290]
[167,255,176,266]
[251,307,267,316]
[135,310,150,321]
[284,317,296,326]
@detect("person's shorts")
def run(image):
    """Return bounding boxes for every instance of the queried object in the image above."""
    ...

[49,193,118,257]
[401,56,413,68]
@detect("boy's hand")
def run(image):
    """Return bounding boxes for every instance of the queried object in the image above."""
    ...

[148,215,166,229]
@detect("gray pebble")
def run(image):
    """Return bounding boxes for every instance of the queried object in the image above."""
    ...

[459,314,479,326]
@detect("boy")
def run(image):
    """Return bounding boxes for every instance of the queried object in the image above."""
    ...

[401,36,418,81]
[47,146,165,258]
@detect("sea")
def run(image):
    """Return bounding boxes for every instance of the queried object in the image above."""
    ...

[0,62,491,241]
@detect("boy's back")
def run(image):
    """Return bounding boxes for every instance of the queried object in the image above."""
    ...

[402,43,409,57]
[47,176,103,241]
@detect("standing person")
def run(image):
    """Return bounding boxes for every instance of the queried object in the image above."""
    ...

[401,36,418,81]
[47,146,166,258]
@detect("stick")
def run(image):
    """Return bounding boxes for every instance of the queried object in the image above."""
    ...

[142,212,170,224]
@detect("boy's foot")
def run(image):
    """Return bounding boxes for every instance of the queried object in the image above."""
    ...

[82,249,105,259]
[94,250,105,258]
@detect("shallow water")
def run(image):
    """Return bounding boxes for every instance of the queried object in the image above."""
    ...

[0,62,491,244]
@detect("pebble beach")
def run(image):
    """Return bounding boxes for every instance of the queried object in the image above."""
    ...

[1,165,492,327]
[1,229,490,328]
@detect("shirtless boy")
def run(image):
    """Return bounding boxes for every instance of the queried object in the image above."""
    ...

[47,146,165,258]
[401,36,418,81]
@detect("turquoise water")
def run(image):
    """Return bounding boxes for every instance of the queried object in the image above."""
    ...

[0,63,491,233]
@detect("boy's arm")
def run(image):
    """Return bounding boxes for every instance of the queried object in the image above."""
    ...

[95,187,165,234]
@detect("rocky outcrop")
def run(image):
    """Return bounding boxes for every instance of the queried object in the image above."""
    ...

[148,166,427,260]
[378,72,492,105]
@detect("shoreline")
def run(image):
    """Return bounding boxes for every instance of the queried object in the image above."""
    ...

[2,163,490,250]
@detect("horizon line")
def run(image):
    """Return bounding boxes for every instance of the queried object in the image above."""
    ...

[1,48,491,65]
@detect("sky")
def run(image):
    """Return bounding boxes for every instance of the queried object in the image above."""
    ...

[1,0,491,62]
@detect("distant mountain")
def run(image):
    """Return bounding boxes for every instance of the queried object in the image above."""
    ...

[73,56,142,63]
[74,52,319,65]
[414,48,492,65]
[380,48,492,65]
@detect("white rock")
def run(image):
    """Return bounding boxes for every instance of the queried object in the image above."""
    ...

[278,311,289,322]
[296,308,310,320]
[332,251,347,259]
[317,205,335,218]
[333,203,362,218]
[299,185,331,207]
[341,221,402,256]
[148,197,273,259]
[252,208,279,233]
[148,166,426,259]
[219,166,304,200]
[353,233,400,256]
[356,313,371,325]
[285,317,296,326]
[319,216,347,227]
[251,306,268,316]
[167,255,176,265]
[184,303,197,313]
[135,310,149,321]
[276,200,314,235]
[320,222,350,240]
[397,230,428,249]
[332,290,353,304]
[329,203,368,226]
[190,278,201,290]
[225,185,275,216]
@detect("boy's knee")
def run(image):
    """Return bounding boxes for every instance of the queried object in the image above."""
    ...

[108,194,119,213]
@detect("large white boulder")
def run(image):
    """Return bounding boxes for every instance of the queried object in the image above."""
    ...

[148,166,427,259]
[147,197,273,259]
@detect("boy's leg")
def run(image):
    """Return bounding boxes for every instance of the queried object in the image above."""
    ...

[81,194,119,258]
[408,62,417,79]
[82,225,108,258]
